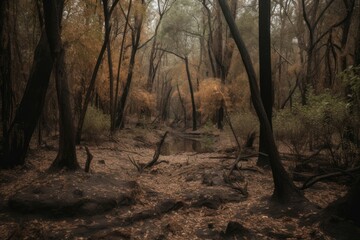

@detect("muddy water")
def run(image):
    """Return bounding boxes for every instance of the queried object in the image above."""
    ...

[161,136,213,155]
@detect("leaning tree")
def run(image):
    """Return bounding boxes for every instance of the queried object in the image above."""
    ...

[218,0,304,203]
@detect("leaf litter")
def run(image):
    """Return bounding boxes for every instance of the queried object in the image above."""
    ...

[0,127,351,239]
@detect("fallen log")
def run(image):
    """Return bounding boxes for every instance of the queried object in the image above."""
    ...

[301,166,360,190]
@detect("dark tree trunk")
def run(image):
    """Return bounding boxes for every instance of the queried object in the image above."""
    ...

[2,31,53,168]
[103,0,115,132]
[115,1,145,129]
[176,84,187,128]
[218,0,304,203]
[185,57,197,131]
[76,32,109,143]
[257,0,273,167]
[355,19,360,66]
[114,0,131,129]
[50,49,79,170]
[76,0,118,142]
[0,0,12,164]
[42,0,79,171]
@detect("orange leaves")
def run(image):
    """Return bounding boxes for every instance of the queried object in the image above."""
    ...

[196,78,231,117]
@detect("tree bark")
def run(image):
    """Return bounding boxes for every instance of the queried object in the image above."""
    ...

[0,0,12,165]
[42,0,79,171]
[103,0,115,132]
[76,0,118,142]
[114,0,132,129]
[115,0,145,129]
[2,30,53,168]
[218,0,304,203]
[257,0,273,166]
[185,57,197,131]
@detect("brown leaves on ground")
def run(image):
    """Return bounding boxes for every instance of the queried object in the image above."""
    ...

[0,128,350,239]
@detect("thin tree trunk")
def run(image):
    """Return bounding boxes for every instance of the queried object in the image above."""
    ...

[257,0,273,166]
[176,84,187,128]
[76,0,119,142]
[115,0,145,129]
[76,23,110,143]
[185,57,197,131]
[103,0,115,132]
[114,0,132,129]
[218,0,304,203]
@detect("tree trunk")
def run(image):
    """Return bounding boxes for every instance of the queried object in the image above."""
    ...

[42,0,79,171]
[176,84,187,128]
[185,57,197,131]
[115,0,145,129]
[257,0,273,167]
[114,0,132,129]
[76,0,119,142]
[0,0,12,164]
[103,0,115,132]
[218,0,304,203]
[2,30,53,168]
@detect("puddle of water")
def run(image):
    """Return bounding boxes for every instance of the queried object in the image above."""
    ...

[161,137,213,155]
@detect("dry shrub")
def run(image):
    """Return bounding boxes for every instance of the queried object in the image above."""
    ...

[129,88,156,116]
[230,111,259,139]
[83,106,110,139]
[273,89,353,166]
[196,78,231,120]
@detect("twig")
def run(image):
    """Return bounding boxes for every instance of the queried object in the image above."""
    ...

[128,155,141,172]
[230,182,248,197]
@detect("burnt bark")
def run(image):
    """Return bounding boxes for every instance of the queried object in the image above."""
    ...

[42,0,79,170]
[257,0,272,167]
[114,0,132,130]
[2,30,53,168]
[0,0,12,164]
[76,0,119,143]
[185,57,197,131]
[218,0,304,203]
[115,0,145,129]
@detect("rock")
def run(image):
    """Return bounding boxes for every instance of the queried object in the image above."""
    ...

[156,199,184,214]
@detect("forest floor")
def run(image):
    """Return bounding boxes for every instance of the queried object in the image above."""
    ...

[0,125,358,239]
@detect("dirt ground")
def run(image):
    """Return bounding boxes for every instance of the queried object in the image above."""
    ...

[0,126,356,239]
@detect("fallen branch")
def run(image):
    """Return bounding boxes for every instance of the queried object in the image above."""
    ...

[129,131,169,172]
[301,166,360,190]
[238,165,264,174]
[84,146,93,173]
[224,109,241,152]
[230,182,248,197]
[142,131,168,170]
